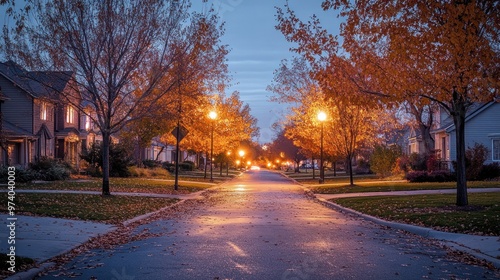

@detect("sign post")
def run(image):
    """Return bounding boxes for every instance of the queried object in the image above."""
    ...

[171,124,188,190]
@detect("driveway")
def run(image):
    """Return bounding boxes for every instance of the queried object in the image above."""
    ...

[39,170,498,279]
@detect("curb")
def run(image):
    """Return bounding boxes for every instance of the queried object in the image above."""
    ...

[313,194,500,269]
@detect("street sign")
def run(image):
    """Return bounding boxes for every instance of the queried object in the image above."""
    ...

[171,125,189,142]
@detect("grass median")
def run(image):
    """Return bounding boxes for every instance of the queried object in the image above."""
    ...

[310,181,500,194]
[330,192,500,236]
[1,193,179,224]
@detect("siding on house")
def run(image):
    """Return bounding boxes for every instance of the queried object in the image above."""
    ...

[0,75,34,133]
[447,102,500,165]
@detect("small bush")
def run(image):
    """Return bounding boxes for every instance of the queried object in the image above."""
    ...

[142,160,162,169]
[30,157,71,181]
[465,143,489,180]
[180,161,195,171]
[370,145,401,177]
[162,162,174,172]
[478,163,500,180]
[80,142,133,177]
[409,153,426,171]
[129,166,170,177]
[0,166,36,183]
[406,170,455,182]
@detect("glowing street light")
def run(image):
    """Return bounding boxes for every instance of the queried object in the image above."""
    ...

[318,111,327,184]
[209,111,217,182]
[226,151,231,176]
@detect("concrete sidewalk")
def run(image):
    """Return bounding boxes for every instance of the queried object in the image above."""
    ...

[313,188,500,269]
[2,189,207,280]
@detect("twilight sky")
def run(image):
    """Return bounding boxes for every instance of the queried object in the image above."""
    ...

[192,0,341,144]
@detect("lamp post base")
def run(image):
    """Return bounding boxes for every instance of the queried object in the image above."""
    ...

[318,178,324,184]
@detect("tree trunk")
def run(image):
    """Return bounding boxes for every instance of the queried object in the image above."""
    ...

[347,154,354,186]
[204,151,208,179]
[453,107,468,206]
[312,156,315,179]
[102,132,111,196]
[419,122,435,156]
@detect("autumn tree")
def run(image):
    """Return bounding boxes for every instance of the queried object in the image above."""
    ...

[122,10,230,167]
[276,1,499,205]
[268,128,306,172]
[1,0,228,195]
[319,0,500,205]
[179,92,259,168]
[268,55,388,185]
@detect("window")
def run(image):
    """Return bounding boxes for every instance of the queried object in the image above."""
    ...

[66,106,75,124]
[493,139,500,161]
[40,102,47,120]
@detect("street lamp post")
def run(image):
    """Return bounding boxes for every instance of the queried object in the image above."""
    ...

[318,111,326,184]
[238,150,245,170]
[226,151,231,176]
[209,111,217,182]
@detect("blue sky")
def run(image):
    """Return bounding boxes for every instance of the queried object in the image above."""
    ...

[192,0,341,144]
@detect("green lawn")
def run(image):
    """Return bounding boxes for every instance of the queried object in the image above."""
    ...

[15,177,216,194]
[0,193,179,223]
[331,192,500,236]
[310,181,500,194]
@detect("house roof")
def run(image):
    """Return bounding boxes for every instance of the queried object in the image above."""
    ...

[2,119,35,138]
[445,101,497,133]
[0,60,73,101]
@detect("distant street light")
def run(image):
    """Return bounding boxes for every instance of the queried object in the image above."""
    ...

[209,111,217,182]
[318,111,327,184]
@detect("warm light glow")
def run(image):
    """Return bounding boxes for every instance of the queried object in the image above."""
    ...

[209,111,217,120]
[318,111,327,121]
[227,151,231,155]
[267,162,271,167]
[238,150,245,157]
[246,161,251,166]
[236,160,241,165]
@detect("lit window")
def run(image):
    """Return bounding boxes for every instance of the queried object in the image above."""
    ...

[493,139,500,161]
[66,106,75,124]
[40,102,47,120]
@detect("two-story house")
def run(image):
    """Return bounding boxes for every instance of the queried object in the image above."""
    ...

[432,101,500,170]
[0,60,97,169]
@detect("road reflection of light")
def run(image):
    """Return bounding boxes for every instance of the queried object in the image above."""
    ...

[233,261,252,274]
[227,241,247,257]
[235,184,246,192]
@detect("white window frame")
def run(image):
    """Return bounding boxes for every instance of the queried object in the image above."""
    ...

[66,106,75,124]
[493,139,500,162]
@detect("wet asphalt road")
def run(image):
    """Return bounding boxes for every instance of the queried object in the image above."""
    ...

[39,170,498,279]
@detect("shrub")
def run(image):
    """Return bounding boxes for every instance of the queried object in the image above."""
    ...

[406,170,455,182]
[180,161,195,171]
[426,151,441,172]
[0,166,36,183]
[478,163,500,180]
[162,162,174,172]
[465,143,488,180]
[129,166,170,177]
[409,153,426,171]
[142,159,162,169]
[29,157,72,181]
[370,145,401,177]
[80,142,133,177]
